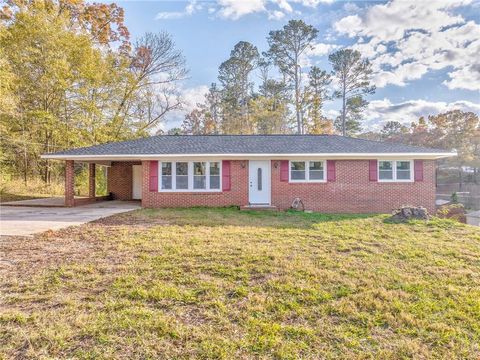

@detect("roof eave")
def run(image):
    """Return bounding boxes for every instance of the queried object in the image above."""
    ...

[41,152,457,161]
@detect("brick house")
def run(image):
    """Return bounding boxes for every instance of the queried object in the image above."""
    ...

[42,135,455,213]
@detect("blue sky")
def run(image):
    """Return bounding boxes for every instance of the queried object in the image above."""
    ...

[117,0,480,130]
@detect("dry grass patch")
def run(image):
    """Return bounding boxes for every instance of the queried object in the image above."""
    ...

[1,207,479,359]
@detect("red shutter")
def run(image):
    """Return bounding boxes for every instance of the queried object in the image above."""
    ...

[369,160,378,181]
[149,161,158,192]
[414,160,424,181]
[280,160,289,182]
[327,160,336,182]
[222,160,231,191]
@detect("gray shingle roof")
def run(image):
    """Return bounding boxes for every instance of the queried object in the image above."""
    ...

[45,135,451,156]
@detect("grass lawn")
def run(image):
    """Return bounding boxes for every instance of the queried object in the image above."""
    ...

[1,208,479,359]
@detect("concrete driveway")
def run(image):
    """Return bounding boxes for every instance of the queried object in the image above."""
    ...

[0,201,141,236]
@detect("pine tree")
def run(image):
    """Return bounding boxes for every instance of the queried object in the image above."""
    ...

[267,20,318,134]
[329,49,375,136]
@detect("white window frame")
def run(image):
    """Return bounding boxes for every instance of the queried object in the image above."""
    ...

[288,160,326,183]
[158,161,222,192]
[377,159,413,183]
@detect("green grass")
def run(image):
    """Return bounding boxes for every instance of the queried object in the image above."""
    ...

[1,207,480,359]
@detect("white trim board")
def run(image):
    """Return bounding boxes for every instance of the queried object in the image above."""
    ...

[41,152,457,161]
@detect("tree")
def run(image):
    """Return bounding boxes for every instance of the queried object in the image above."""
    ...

[329,49,375,136]
[2,0,130,51]
[381,121,408,139]
[267,20,318,134]
[182,109,207,135]
[218,41,259,134]
[1,6,110,183]
[111,32,187,137]
[333,96,367,136]
[304,66,332,134]
[249,95,290,134]
[251,74,291,134]
[166,127,182,135]
[204,83,222,132]
[182,84,221,135]
[427,110,479,187]
[0,0,187,186]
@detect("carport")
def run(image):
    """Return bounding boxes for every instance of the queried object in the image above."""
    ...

[63,160,113,207]
[38,154,144,207]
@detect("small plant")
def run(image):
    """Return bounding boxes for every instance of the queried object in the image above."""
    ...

[451,192,459,203]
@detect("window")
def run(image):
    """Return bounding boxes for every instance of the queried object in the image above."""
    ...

[159,161,221,191]
[378,161,393,180]
[396,161,411,180]
[193,162,206,189]
[309,161,324,180]
[161,162,172,189]
[210,162,220,189]
[176,162,189,189]
[290,161,306,180]
[257,167,262,190]
[378,160,412,182]
[289,161,325,182]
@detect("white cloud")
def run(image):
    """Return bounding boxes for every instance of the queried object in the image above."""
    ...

[301,42,339,67]
[268,10,286,20]
[272,0,293,12]
[343,2,360,13]
[163,85,209,129]
[334,0,480,91]
[217,0,266,20]
[156,0,202,20]
[291,0,335,7]
[216,0,333,20]
[444,64,480,91]
[364,98,480,129]
[307,42,339,57]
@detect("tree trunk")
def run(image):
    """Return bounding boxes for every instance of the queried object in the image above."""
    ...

[342,78,346,137]
[295,69,301,134]
[459,166,463,190]
[22,118,28,186]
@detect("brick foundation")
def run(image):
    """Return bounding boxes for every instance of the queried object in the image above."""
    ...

[103,159,436,213]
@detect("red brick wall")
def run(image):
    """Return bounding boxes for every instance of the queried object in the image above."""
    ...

[141,160,248,208]
[107,159,436,213]
[107,161,141,200]
[65,160,75,207]
[271,160,436,213]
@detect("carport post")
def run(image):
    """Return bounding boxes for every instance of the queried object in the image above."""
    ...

[89,163,96,198]
[65,160,75,207]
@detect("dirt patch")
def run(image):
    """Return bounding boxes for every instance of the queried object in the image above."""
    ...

[0,211,167,281]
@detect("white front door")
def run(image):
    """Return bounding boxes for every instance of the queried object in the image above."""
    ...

[132,165,143,200]
[248,160,271,205]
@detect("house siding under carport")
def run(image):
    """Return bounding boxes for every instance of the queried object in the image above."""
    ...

[107,161,142,200]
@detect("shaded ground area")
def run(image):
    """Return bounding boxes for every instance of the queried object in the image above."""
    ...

[0,193,49,203]
[0,201,141,236]
[1,208,479,359]
[1,197,66,207]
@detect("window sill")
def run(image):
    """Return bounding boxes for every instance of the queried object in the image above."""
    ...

[377,180,414,183]
[157,190,223,194]
[288,180,327,184]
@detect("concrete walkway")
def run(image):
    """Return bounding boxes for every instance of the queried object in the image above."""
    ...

[0,201,141,236]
